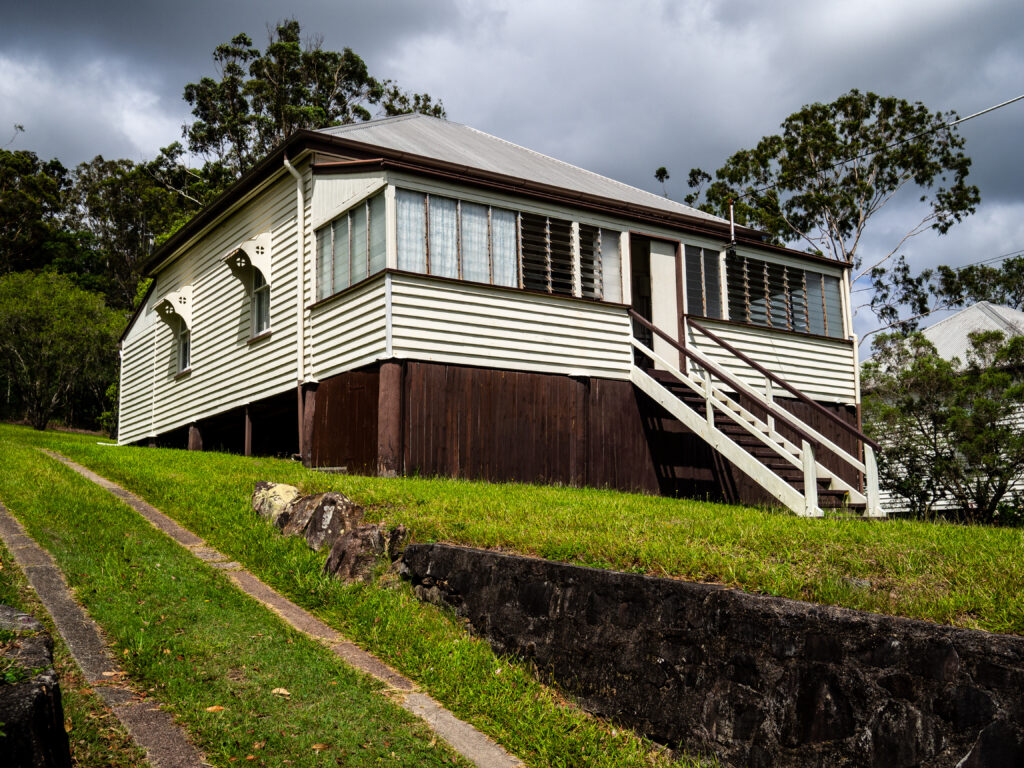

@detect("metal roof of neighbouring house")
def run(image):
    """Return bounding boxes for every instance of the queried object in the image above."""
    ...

[317,114,728,226]
[921,301,1024,361]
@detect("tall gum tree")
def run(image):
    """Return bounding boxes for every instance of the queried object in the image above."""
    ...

[685,90,980,330]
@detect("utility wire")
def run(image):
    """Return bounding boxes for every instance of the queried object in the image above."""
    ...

[725,93,1024,203]
[850,247,1024,292]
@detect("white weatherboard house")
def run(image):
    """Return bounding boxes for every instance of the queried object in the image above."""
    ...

[119,114,885,517]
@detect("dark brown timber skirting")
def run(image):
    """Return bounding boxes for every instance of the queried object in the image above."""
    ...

[307,361,859,506]
[377,360,404,477]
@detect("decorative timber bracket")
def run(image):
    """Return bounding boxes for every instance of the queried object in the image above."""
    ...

[223,232,272,284]
[154,285,193,329]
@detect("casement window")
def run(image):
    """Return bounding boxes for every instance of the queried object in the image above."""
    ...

[396,189,518,288]
[252,268,270,335]
[176,317,191,372]
[726,252,845,338]
[396,187,622,302]
[684,245,723,319]
[315,193,386,300]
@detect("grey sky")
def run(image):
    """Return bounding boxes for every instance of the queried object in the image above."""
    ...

[2,0,1023,334]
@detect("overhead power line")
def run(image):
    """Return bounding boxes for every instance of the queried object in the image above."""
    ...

[730,93,1024,203]
[850,247,1024,293]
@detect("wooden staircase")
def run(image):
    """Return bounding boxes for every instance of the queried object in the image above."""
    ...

[629,311,886,518]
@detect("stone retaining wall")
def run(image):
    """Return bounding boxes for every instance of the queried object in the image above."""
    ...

[402,543,1024,768]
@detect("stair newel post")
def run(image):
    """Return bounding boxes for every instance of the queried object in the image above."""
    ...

[703,367,714,427]
[764,377,775,436]
[864,443,883,518]
[801,439,820,517]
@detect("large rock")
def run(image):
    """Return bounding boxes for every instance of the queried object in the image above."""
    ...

[251,481,301,527]
[301,493,365,551]
[323,524,408,582]
[0,605,72,768]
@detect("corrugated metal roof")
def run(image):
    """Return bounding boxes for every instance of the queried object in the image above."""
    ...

[921,301,1024,361]
[318,114,727,225]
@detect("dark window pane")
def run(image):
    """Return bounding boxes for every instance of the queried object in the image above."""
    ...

[703,248,722,320]
[726,252,748,323]
[824,275,844,338]
[806,273,826,335]
[520,212,549,292]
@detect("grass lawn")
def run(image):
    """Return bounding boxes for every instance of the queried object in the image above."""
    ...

[0,433,475,767]
[1,421,1022,764]
[0,536,148,766]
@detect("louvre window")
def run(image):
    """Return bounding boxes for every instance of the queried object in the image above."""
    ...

[578,225,621,301]
[684,245,722,319]
[725,253,845,338]
[315,193,386,300]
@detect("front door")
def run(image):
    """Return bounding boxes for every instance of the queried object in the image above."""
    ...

[630,234,680,370]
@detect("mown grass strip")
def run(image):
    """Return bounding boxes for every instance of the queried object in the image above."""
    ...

[0,537,148,766]
[19,424,1024,637]
[6,425,695,767]
[0,435,469,767]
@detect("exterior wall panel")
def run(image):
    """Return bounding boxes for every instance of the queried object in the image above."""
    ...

[390,274,633,379]
[309,277,388,381]
[686,319,857,405]
[119,165,309,445]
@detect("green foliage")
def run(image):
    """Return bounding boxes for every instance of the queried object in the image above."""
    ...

[871,255,1024,332]
[0,149,72,274]
[69,155,196,309]
[184,19,445,179]
[0,271,124,430]
[686,90,979,278]
[863,330,1024,524]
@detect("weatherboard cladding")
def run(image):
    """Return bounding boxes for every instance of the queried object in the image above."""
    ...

[686,319,857,405]
[119,167,306,444]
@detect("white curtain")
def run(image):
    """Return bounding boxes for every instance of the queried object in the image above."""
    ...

[316,226,332,299]
[397,190,427,273]
[368,194,386,275]
[491,208,517,287]
[350,205,368,284]
[332,216,350,291]
[429,196,458,279]
[601,229,621,303]
[460,202,489,283]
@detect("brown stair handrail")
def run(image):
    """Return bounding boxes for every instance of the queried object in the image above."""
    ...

[629,310,822,451]
[686,317,880,451]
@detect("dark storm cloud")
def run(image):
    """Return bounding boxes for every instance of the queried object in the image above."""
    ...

[3,0,1022,308]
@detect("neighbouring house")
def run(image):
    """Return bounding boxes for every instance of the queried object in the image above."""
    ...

[873,300,1024,517]
[118,114,884,517]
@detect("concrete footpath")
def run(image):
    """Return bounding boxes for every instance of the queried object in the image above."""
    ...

[36,448,524,768]
[0,500,207,768]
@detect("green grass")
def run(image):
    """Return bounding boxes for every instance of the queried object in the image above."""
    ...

[18,424,1022,637]
[3,421,1022,764]
[1,424,686,768]
[0,538,149,766]
[0,435,472,767]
